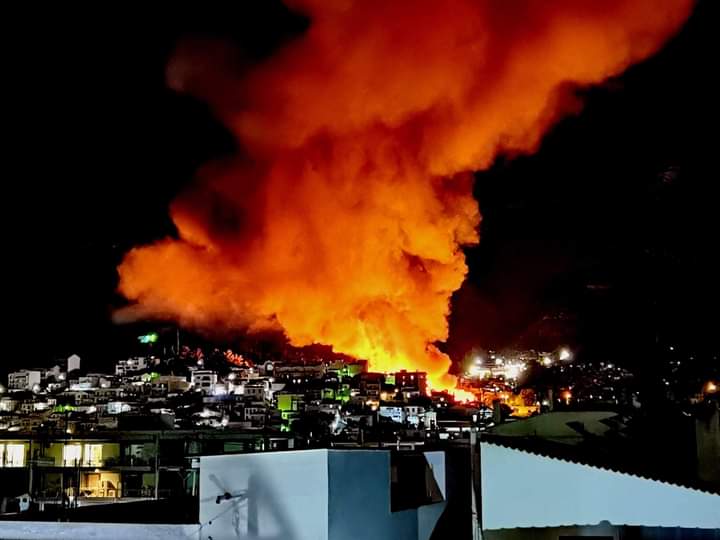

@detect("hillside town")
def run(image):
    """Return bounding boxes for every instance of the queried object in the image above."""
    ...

[0,337,632,441]
[0,333,716,540]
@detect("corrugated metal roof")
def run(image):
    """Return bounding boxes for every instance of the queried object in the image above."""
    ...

[481,434,719,495]
[480,441,720,531]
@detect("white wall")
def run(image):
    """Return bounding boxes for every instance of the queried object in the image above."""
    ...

[67,354,81,373]
[327,450,415,540]
[0,522,198,540]
[199,449,446,540]
[417,451,446,540]
[199,449,329,540]
[326,450,445,540]
[481,442,720,531]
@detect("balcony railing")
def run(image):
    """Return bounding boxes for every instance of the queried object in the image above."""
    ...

[78,487,120,498]
[38,457,152,468]
[103,456,152,467]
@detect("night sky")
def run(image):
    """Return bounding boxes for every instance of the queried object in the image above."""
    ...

[5,1,717,377]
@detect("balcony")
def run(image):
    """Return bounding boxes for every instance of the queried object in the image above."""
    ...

[103,456,152,469]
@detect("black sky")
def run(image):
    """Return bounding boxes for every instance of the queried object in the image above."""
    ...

[5,1,717,376]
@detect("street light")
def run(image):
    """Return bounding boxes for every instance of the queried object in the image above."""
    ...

[469,365,483,377]
[559,348,572,361]
[506,364,521,380]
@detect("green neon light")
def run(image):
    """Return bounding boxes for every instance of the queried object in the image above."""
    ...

[138,332,159,344]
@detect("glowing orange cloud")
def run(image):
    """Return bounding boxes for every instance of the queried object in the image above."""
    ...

[118,0,693,393]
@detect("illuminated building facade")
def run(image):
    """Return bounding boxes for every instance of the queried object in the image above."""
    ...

[394,370,428,396]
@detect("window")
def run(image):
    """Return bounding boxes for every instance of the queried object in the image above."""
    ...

[83,444,103,466]
[0,444,25,467]
[63,445,82,466]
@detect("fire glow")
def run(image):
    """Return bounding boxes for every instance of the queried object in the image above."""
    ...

[117,0,693,397]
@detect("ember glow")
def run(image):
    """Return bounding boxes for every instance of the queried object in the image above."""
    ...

[117,0,693,395]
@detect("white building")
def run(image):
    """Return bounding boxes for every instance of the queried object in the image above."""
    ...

[243,402,267,425]
[378,405,405,424]
[377,404,427,426]
[72,375,100,390]
[115,357,149,377]
[7,370,42,391]
[19,401,35,415]
[191,370,217,395]
[423,410,437,429]
[60,390,94,406]
[67,354,81,373]
[152,375,190,394]
[243,382,265,400]
[94,387,123,401]
[42,365,62,381]
[106,401,133,415]
[0,397,18,412]
[404,405,426,427]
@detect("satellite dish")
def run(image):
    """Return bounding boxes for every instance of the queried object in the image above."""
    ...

[200,473,248,505]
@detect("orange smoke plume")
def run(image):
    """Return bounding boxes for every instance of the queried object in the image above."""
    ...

[117,0,693,394]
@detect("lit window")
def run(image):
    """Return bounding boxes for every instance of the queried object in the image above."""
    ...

[83,444,103,467]
[1,444,25,467]
[63,445,82,466]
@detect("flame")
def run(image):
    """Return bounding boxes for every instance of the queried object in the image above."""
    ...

[451,389,477,404]
[117,0,693,393]
[224,350,247,367]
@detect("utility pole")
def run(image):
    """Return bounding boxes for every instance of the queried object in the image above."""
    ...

[75,458,80,509]
[27,439,33,500]
[61,408,69,509]
[154,433,160,500]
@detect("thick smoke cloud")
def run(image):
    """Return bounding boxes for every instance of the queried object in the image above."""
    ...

[118,0,693,393]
